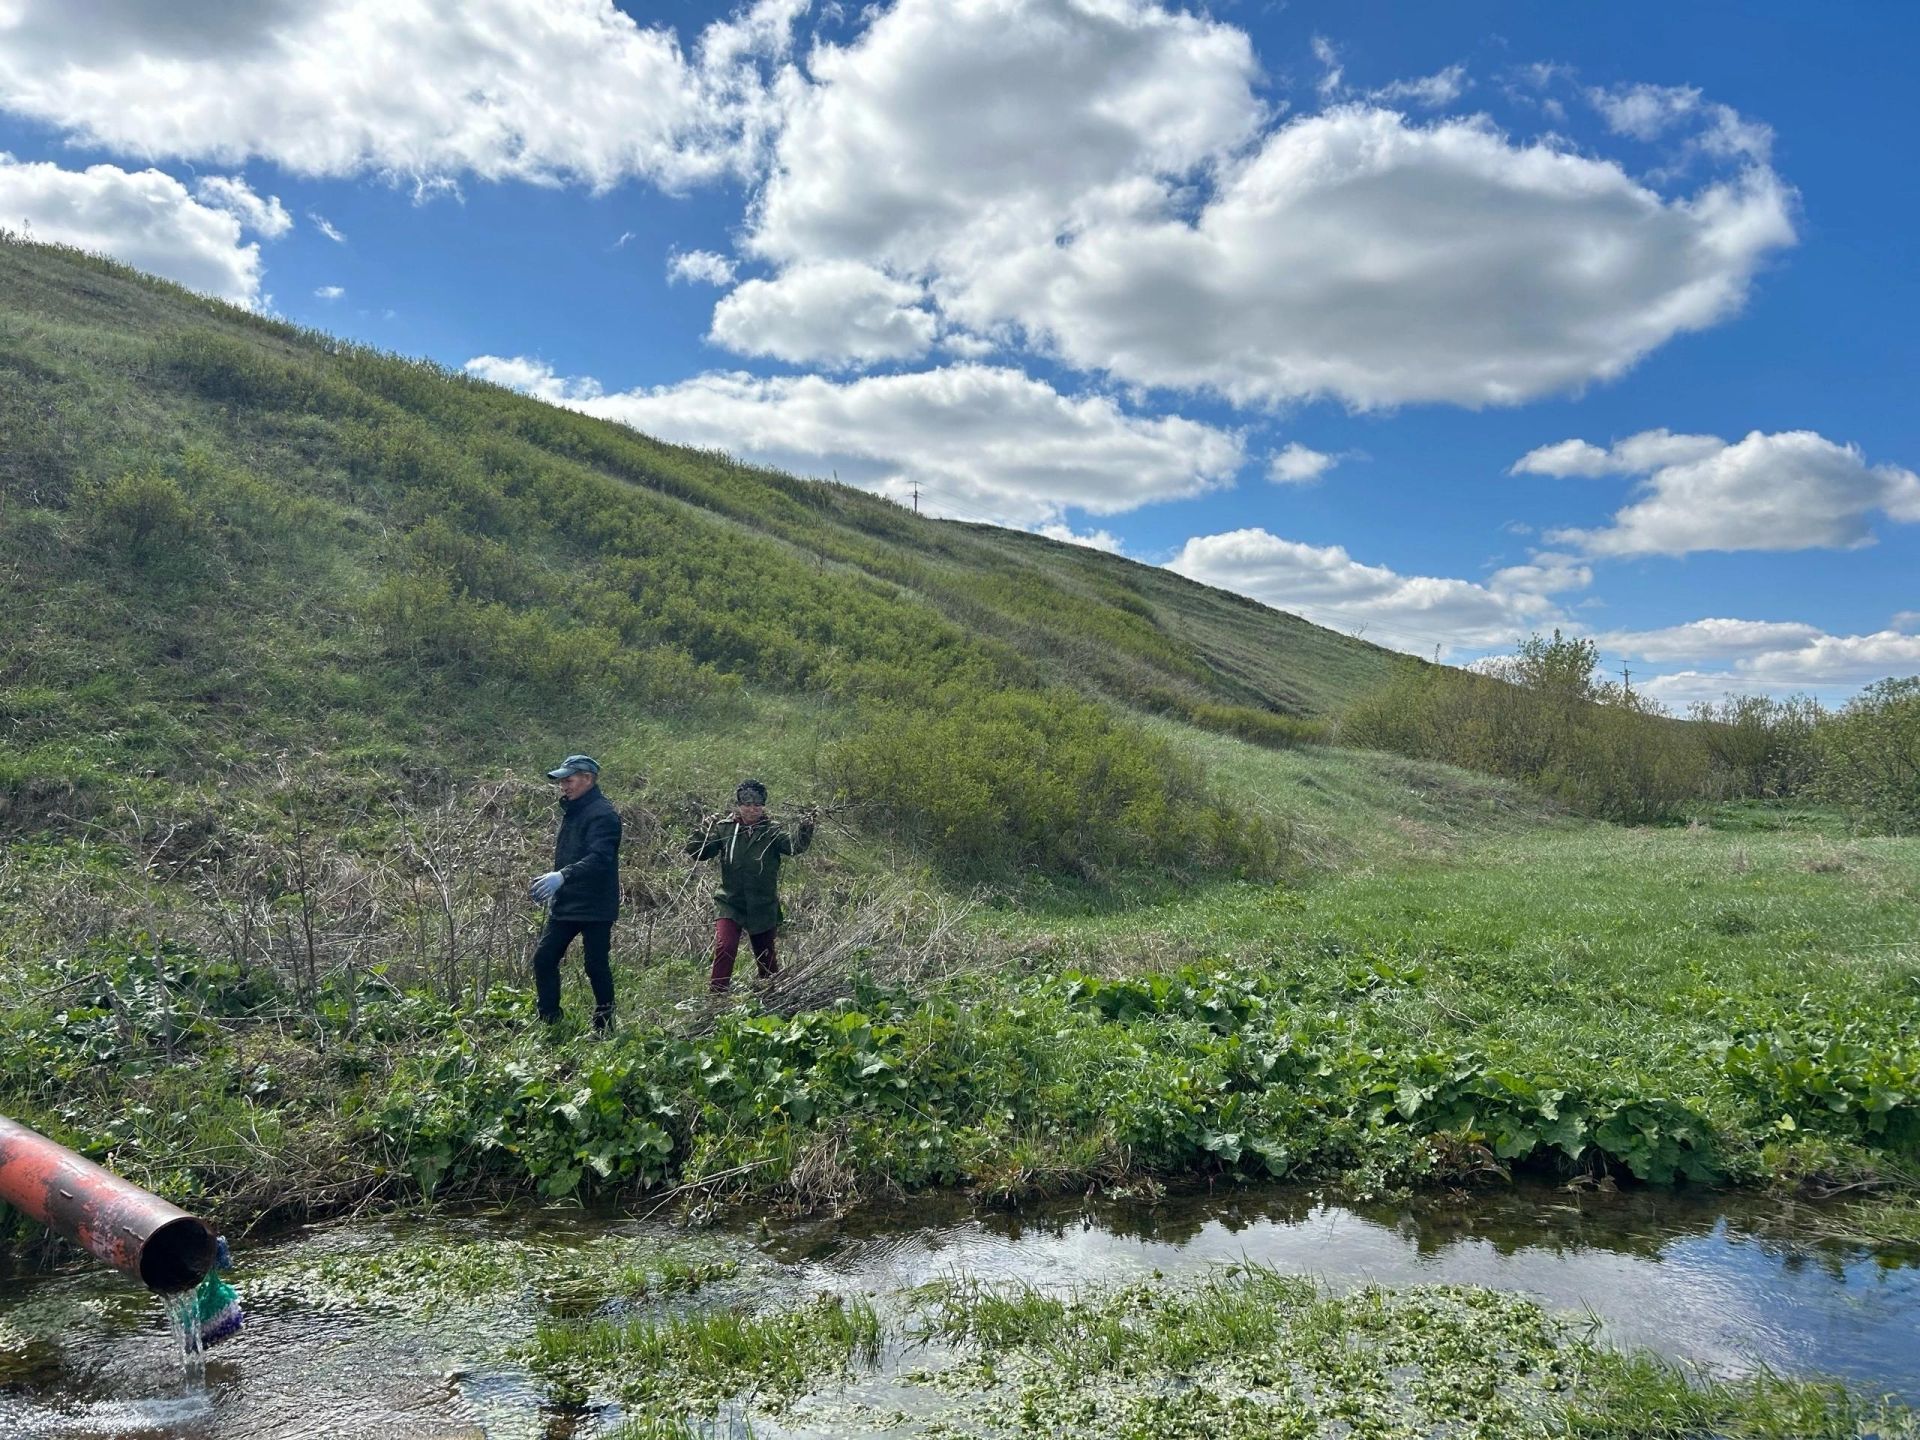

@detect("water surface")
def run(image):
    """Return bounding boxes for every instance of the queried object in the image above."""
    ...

[3,1183,1915,1437]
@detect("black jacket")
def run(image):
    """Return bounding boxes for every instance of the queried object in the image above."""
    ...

[549,786,622,922]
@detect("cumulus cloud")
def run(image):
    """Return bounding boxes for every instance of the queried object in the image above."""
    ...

[1268,443,1337,484]
[1534,429,1920,556]
[0,153,267,303]
[736,0,1792,403]
[1589,82,1772,165]
[1590,83,1702,141]
[1513,428,1726,477]
[708,260,937,366]
[1369,64,1468,109]
[0,0,805,190]
[752,0,1262,267]
[1598,617,1826,662]
[1634,626,1920,707]
[191,175,291,237]
[1036,523,1125,553]
[314,284,345,300]
[667,249,737,285]
[1597,616,1920,705]
[463,356,1243,527]
[960,108,1795,408]
[1165,529,1582,656]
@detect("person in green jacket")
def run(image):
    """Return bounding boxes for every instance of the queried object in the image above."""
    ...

[686,779,815,991]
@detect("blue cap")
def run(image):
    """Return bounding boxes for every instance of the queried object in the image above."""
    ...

[546,754,600,780]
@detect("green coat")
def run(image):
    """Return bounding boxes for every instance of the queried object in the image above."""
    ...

[686,817,813,934]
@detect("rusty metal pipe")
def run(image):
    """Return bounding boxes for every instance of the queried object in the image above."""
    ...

[0,1115,216,1293]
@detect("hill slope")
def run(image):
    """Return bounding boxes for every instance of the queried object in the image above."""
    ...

[1,235,1431,868]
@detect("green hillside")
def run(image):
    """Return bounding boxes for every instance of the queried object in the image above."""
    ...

[0,233,1452,889]
[6,237,1920,1259]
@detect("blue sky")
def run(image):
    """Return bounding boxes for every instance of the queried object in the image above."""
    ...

[1,0,1915,706]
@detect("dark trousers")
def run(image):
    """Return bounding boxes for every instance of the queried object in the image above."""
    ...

[533,917,615,1025]
[710,918,777,991]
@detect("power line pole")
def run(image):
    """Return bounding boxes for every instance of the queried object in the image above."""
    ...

[910,482,921,515]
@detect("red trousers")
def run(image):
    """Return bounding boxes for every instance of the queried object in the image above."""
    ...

[710,918,777,990]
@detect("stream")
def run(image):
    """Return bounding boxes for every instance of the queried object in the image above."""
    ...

[3,1182,1917,1438]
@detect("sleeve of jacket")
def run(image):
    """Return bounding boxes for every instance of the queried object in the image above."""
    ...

[685,824,724,860]
[778,820,814,856]
[564,808,622,884]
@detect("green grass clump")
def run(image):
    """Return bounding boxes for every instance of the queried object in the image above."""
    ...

[529,1293,881,1410]
[250,1234,739,1317]
[905,1268,1920,1439]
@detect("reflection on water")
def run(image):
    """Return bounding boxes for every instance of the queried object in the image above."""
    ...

[3,1182,1916,1438]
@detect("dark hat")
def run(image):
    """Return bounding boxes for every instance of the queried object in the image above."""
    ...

[735,778,768,804]
[546,754,600,781]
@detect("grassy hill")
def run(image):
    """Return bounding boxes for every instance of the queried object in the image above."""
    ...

[12,236,1917,1267]
[0,233,1445,883]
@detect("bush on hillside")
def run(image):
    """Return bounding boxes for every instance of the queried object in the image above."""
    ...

[1343,632,1711,822]
[87,469,202,578]
[364,570,732,705]
[1687,693,1824,799]
[1182,699,1331,751]
[1814,677,1920,833]
[828,687,1281,878]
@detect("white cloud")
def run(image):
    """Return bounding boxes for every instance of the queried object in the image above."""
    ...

[1036,523,1125,553]
[939,331,997,359]
[1599,618,1825,663]
[667,248,736,285]
[464,354,604,403]
[314,284,345,300]
[1594,616,1920,705]
[959,108,1795,408]
[751,0,1262,269]
[0,153,266,304]
[1589,82,1772,164]
[0,0,805,190]
[191,174,291,237]
[1369,64,1468,109]
[1590,83,1701,141]
[463,356,1243,527]
[1513,428,1726,477]
[308,211,346,243]
[1636,627,1920,707]
[1165,529,1582,657]
[1311,36,1344,99]
[1894,611,1920,633]
[1268,442,1337,484]
[739,1,1792,404]
[800,10,1248,263]
[708,259,936,365]
[1511,437,1615,478]
[1538,429,1920,556]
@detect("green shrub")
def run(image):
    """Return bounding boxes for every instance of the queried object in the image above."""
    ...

[827,687,1280,877]
[87,469,201,575]
[1688,692,1825,799]
[1813,677,1920,834]
[1343,633,1711,822]
[1182,699,1331,750]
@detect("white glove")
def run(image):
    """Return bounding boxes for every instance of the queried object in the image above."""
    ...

[530,871,565,903]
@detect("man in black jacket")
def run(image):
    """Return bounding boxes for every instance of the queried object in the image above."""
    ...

[528,754,622,1029]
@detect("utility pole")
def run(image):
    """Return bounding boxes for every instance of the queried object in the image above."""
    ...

[910,482,921,515]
